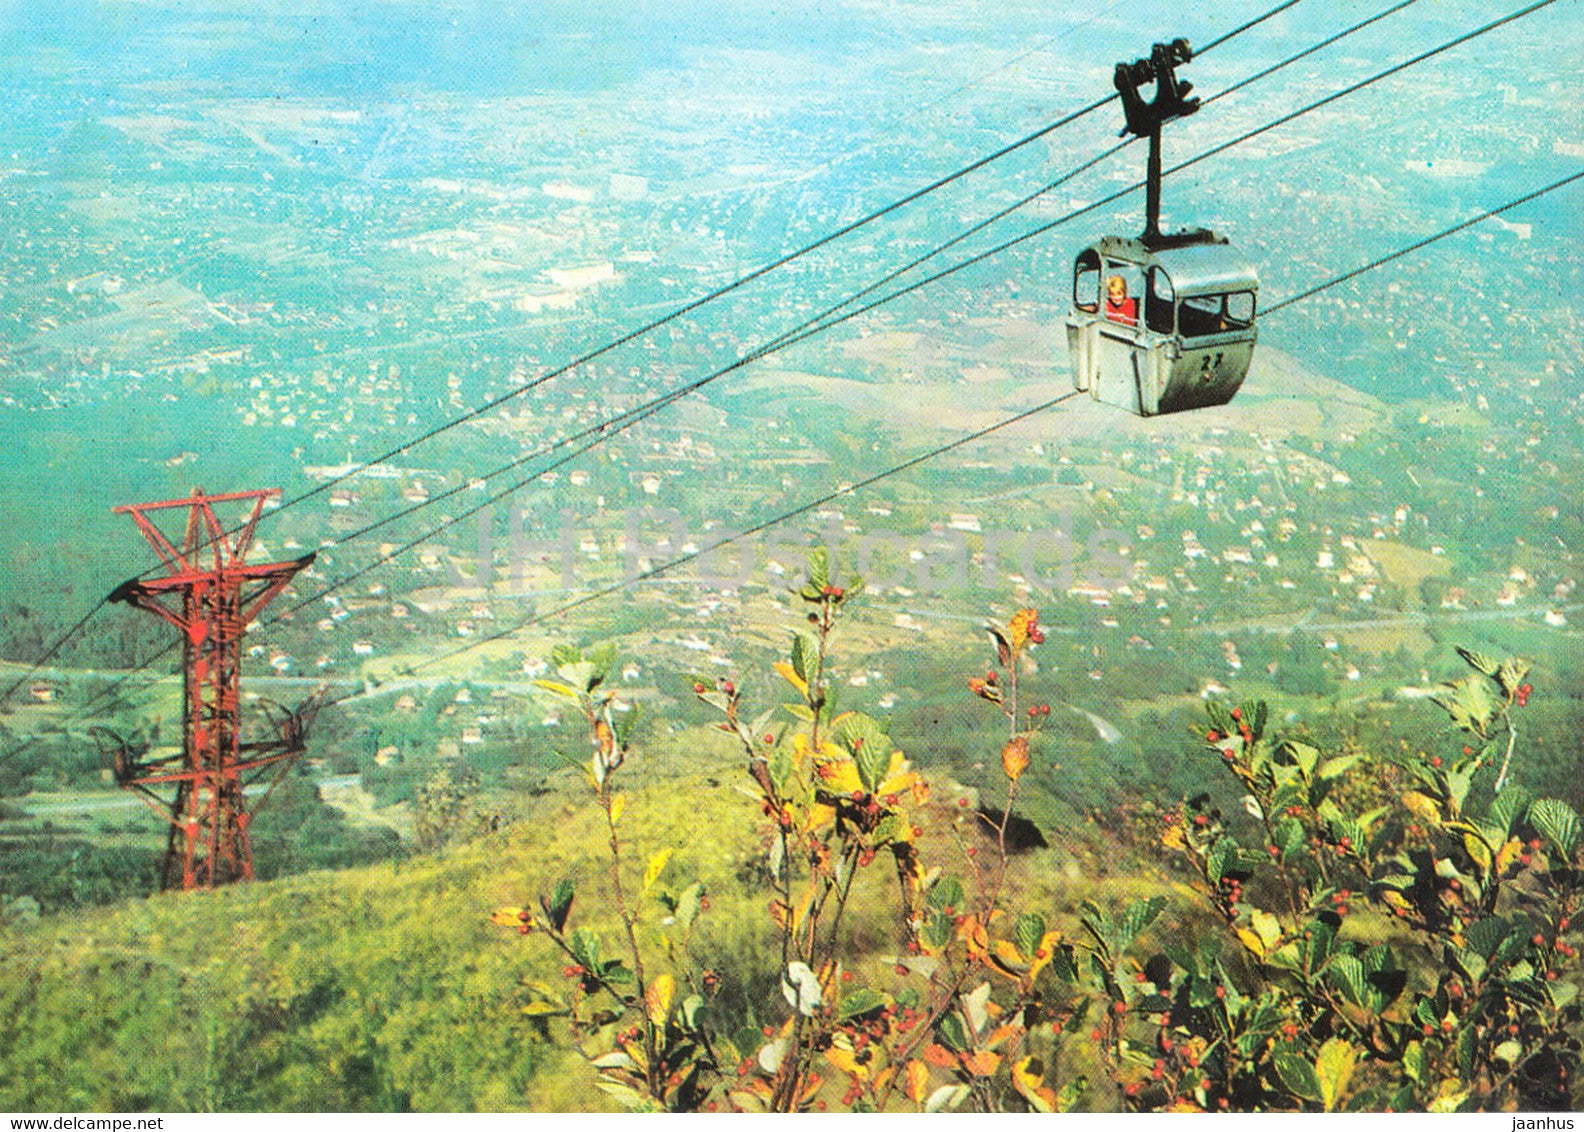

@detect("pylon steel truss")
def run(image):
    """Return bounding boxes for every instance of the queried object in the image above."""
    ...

[107,488,314,890]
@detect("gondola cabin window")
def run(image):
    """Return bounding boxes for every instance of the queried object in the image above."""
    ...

[1180,290,1256,337]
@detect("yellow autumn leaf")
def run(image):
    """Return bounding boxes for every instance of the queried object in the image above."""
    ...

[645,973,674,1025]
[1236,928,1267,958]
[1402,791,1442,823]
[1495,837,1525,875]
[1008,608,1039,653]
[1161,823,1187,851]
[990,939,1027,978]
[962,1049,1001,1077]
[1251,909,1283,951]
[1001,735,1030,782]
[878,752,918,796]
[813,756,863,796]
[490,906,526,926]
[643,848,673,894]
[773,660,809,698]
[959,916,990,960]
[1026,930,1063,983]
[1011,1056,1057,1112]
[804,802,836,831]
[905,1059,930,1103]
[824,1043,869,1080]
[609,794,627,825]
[1316,1037,1359,1112]
[595,718,616,758]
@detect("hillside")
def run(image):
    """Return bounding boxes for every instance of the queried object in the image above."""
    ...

[4,606,1581,1113]
[0,727,1138,1112]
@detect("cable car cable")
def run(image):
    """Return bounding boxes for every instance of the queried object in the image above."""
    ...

[1263,167,1584,315]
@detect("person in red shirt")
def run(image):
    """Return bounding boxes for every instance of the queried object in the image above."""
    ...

[1104,275,1138,327]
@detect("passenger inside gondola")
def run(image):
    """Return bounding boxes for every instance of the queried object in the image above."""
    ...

[1104,275,1138,327]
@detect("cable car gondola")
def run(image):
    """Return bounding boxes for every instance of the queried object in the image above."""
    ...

[1066,39,1260,417]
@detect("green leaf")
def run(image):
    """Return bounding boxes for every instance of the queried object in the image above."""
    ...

[769,743,792,793]
[807,547,830,591]
[558,661,599,695]
[1118,896,1166,950]
[928,876,965,912]
[1530,798,1582,857]
[1465,915,1509,959]
[936,1011,969,1052]
[1276,817,1306,865]
[1434,675,1498,736]
[1206,839,1231,886]
[1274,1052,1323,1103]
[922,911,953,952]
[544,878,575,932]
[1319,754,1363,780]
[790,630,817,683]
[835,713,892,793]
[1403,1040,1426,1083]
[1015,913,1047,961]
[1550,980,1578,1010]
[1496,657,1531,697]
[1455,646,1499,676]
[675,882,704,931]
[586,641,617,688]
[838,987,887,1020]
[1448,946,1486,986]
[1285,740,1321,779]
[549,643,582,669]
[1326,954,1368,1008]
[569,928,601,972]
[1487,786,1532,838]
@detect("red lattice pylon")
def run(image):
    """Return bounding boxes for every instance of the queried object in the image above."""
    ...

[107,489,314,890]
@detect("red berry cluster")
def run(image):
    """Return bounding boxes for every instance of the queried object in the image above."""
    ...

[1516,682,1533,707]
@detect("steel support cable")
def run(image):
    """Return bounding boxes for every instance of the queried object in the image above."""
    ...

[1263,168,1584,314]
[0,0,1311,705]
[0,595,114,705]
[30,0,1555,731]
